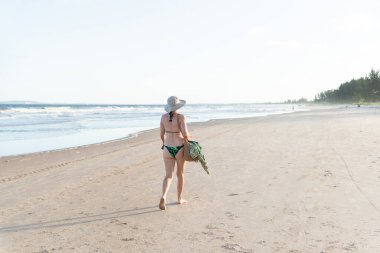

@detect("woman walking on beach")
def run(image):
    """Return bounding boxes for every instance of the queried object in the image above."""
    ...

[159,96,190,210]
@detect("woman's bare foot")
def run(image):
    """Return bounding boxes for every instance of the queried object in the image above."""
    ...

[178,198,188,204]
[159,197,166,210]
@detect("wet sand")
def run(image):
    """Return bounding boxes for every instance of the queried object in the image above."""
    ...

[1,106,380,252]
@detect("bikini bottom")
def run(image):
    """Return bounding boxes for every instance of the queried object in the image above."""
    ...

[162,145,184,158]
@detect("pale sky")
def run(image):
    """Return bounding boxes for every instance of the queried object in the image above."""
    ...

[1,0,379,104]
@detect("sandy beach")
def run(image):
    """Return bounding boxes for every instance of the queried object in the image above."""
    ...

[1,106,380,253]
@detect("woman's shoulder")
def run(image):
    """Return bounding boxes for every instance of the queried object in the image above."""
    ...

[161,113,168,122]
[177,113,186,121]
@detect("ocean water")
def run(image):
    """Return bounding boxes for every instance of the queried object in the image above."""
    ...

[0,103,306,157]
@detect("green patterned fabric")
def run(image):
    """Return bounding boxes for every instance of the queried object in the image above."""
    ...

[163,145,184,158]
[188,140,209,175]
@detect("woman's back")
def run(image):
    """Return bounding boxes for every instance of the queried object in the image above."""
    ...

[161,113,187,146]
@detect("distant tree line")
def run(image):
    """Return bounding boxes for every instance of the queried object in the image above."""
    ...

[284,98,308,103]
[315,69,380,103]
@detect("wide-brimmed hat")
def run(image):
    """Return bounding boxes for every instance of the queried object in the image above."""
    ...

[164,96,186,112]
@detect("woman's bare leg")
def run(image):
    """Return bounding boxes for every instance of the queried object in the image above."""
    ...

[176,151,187,204]
[160,149,175,210]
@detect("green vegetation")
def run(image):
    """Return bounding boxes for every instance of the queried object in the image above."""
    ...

[315,69,380,103]
[284,98,309,104]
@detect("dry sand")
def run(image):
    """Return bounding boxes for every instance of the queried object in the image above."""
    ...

[1,106,380,253]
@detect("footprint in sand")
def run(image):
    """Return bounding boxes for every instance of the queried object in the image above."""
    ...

[320,222,336,228]
[221,243,252,253]
[110,219,127,225]
[36,250,49,253]
[225,212,239,220]
[202,230,214,236]
[205,224,218,230]
[342,243,357,251]
[121,238,135,242]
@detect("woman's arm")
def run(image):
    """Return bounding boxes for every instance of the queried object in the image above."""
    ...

[180,114,191,141]
[160,115,165,145]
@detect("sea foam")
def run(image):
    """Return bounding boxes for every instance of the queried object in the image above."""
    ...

[0,103,307,157]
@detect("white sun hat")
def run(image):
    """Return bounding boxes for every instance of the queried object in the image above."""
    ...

[164,96,186,113]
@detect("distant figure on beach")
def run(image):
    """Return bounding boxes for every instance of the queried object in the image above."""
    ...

[159,96,191,210]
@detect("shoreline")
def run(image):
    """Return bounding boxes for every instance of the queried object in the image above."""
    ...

[0,105,311,159]
[0,129,150,159]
